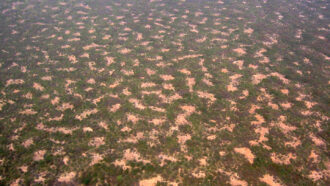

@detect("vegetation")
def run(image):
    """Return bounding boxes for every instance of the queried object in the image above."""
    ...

[0,0,329,185]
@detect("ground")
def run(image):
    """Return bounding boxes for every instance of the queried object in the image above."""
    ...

[0,0,329,185]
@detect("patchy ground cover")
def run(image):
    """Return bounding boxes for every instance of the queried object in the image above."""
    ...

[0,0,329,185]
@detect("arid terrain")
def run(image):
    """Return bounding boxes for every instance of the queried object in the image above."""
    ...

[0,0,329,185]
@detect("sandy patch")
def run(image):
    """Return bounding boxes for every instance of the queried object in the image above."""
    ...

[88,137,105,147]
[220,124,236,132]
[0,100,6,111]
[271,116,296,134]
[20,109,37,115]
[54,127,73,134]
[150,118,166,125]
[280,89,289,95]
[122,132,144,143]
[199,157,208,166]
[197,91,216,105]
[83,127,93,132]
[227,83,237,92]
[80,53,89,59]
[121,126,131,132]
[10,178,22,186]
[217,170,248,186]
[121,69,134,76]
[308,170,323,182]
[301,110,312,116]
[58,172,76,183]
[83,43,101,50]
[109,103,121,112]
[186,77,195,92]
[202,78,214,86]
[244,28,254,34]
[90,153,103,166]
[8,143,15,151]
[63,156,69,165]
[285,137,301,148]
[135,32,143,40]
[160,75,175,81]
[159,93,182,103]
[192,170,206,178]
[98,121,108,130]
[303,58,311,65]
[75,108,98,121]
[33,150,46,161]
[123,148,150,163]
[123,87,132,96]
[105,56,114,66]
[259,57,270,64]
[196,37,206,43]
[118,48,131,54]
[141,82,156,88]
[309,134,325,146]
[68,55,77,64]
[259,174,282,186]
[304,101,316,109]
[36,123,76,134]
[239,89,249,99]
[149,106,166,113]
[87,78,95,84]
[19,166,28,173]
[139,175,163,186]
[199,59,208,72]
[251,114,265,125]
[252,74,267,84]
[270,72,289,84]
[234,147,255,164]
[249,127,269,149]
[129,98,146,110]
[56,103,74,111]
[175,114,189,126]
[280,102,292,110]
[207,135,217,140]
[177,134,191,152]
[181,105,196,114]
[233,48,246,56]
[34,171,46,182]
[102,35,111,40]
[22,138,33,148]
[271,153,296,165]
[51,97,60,105]
[233,60,244,70]
[109,79,121,88]
[33,83,45,91]
[127,113,140,124]
[163,83,175,90]
[249,104,260,114]
[230,175,248,186]
[20,66,27,73]
[146,68,156,76]
[40,94,50,99]
[221,68,228,73]
[227,74,242,92]
[113,159,131,170]
[175,105,196,125]
[158,153,177,166]
[176,54,203,61]
[308,150,319,163]
[248,64,258,69]
[6,79,24,86]
[57,67,76,72]
[179,68,191,75]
